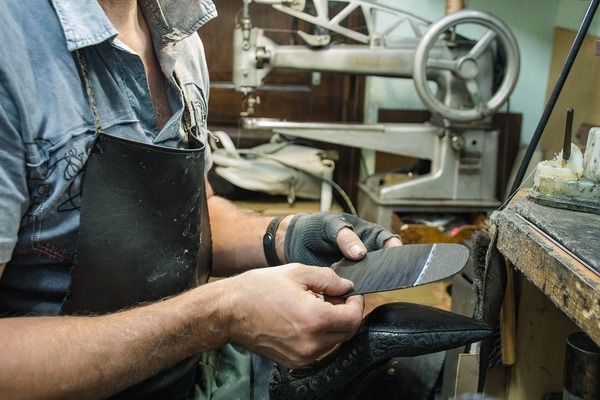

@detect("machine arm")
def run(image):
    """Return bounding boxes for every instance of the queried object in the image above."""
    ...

[234,0,519,123]
[243,0,430,45]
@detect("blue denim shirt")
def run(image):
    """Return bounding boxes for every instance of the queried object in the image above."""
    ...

[0,0,217,266]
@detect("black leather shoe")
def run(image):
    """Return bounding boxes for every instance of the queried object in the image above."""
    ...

[269,302,493,400]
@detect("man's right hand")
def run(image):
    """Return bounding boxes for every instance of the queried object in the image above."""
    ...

[220,264,365,368]
[0,263,363,399]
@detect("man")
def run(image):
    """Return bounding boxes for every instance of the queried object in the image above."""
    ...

[0,1,400,399]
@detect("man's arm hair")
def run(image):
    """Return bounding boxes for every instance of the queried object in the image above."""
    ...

[0,278,232,400]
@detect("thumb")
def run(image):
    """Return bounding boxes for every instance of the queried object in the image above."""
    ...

[296,265,354,297]
[336,227,367,260]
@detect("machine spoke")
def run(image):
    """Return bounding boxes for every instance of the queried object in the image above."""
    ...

[465,79,489,114]
[426,58,456,70]
[469,29,497,59]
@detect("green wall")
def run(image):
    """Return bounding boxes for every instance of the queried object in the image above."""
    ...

[556,0,600,36]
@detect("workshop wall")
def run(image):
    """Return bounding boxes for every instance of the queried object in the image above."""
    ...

[364,0,600,150]
[542,1,600,159]
[556,0,600,37]
[541,27,600,159]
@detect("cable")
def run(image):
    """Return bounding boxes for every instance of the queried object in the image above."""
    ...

[236,149,358,216]
[506,0,600,203]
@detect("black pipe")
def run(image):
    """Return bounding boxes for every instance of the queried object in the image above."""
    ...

[563,332,600,399]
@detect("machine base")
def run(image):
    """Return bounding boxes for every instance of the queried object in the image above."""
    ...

[357,183,501,230]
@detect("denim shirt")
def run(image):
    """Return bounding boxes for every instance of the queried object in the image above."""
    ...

[0,0,217,268]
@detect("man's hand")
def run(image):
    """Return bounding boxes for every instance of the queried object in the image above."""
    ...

[221,264,365,368]
[335,224,403,259]
[281,212,402,267]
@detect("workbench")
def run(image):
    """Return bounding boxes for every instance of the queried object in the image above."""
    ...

[486,189,599,399]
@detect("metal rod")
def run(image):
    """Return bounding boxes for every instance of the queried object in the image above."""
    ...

[563,108,574,162]
[241,117,386,132]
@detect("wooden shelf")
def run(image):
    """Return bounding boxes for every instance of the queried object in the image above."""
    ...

[490,189,600,346]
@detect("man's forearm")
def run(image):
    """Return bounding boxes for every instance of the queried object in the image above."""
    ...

[0,261,363,400]
[0,281,231,400]
[208,194,290,276]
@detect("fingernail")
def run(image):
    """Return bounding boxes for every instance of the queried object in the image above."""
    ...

[350,244,366,258]
[342,278,355,287]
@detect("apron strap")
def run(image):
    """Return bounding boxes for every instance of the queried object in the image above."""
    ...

[77,49,202,147]
[75,49,104,141]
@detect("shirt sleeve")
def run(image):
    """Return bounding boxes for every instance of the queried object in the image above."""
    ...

[0,82,29,263]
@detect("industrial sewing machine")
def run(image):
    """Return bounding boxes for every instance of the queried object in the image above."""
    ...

[232,0,520,227]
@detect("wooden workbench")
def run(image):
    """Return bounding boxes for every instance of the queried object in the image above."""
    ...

[487,189,599,398]
[491,189,599,345]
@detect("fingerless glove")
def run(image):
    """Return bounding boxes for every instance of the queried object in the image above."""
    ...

[284,212,399,266]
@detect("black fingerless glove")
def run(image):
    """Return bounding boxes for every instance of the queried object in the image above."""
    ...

[283,212,399,267]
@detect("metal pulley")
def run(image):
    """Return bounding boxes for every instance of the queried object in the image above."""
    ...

[413,10,520,122]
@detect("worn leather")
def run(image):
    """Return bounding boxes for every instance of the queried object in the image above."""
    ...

[62,133,211,314]
[269,302,494,400]
[62,132,212,399]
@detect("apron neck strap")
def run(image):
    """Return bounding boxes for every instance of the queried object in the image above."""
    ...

[76,49,104,138]
[173,71,200,140]
[76,49,201,147]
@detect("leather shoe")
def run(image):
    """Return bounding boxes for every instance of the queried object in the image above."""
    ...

[269,302,493,400]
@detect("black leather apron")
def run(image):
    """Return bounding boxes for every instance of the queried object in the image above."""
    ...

[62,50,212,399]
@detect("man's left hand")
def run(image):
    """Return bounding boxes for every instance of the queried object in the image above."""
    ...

[282,212,402,267]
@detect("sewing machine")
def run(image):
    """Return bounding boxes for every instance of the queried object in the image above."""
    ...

[232,0,520,227]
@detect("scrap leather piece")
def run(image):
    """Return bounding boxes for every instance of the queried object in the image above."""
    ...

[515,199,599,274]
[331,243,469,296]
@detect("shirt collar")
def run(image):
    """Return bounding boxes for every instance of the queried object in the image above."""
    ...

[50,0,217,52]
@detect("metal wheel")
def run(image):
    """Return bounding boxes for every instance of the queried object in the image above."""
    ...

[413,10,520,122]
